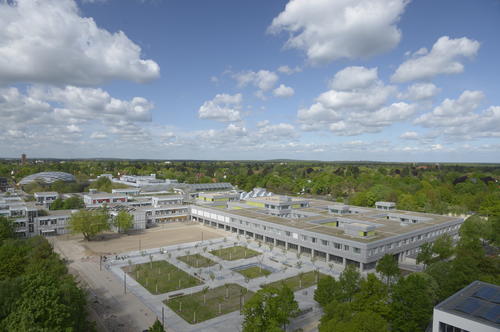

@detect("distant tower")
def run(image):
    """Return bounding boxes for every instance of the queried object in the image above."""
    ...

[21,153,27,165]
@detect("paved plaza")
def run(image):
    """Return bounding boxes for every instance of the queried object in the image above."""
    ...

[106,232,344,332]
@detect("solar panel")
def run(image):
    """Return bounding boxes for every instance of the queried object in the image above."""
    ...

[473,286,500,304]
[455,298,482,315]
[479,305,500,324]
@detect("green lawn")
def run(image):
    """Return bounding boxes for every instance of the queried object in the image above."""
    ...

[210,246,261,261]
[235,266,272,279]
[177,254,217,268]
[124,260,202,295]
[165,284,254,324]
[323,222,338,227]
[263,271,329,291]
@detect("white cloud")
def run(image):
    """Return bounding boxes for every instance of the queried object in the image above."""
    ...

[400,131,419,140]
[298,66,415,135]
[277,65,302,75]
[269,0,408,64]
[258,123,298,139]
[31,86,154,122]
[198,93,243,122]
[90,132,108,139]
[414,90,500,140]
[415,90,484,127]
[329,66,378,90]
[273,84,295,98]
[233,70,279,94]
[0,0,159,86]
[399,83,440,101]
[391,36,480,83]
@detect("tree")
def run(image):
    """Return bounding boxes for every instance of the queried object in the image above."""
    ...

[320,308,388,332]
[69,208,110,241]
[0,236,93,331]
[416,242,434,267]
[148,319,165,332]
[114,210,134,233]
[314,275,341,307]
[432,234,454,261]
[275,284,299,330]
[49,198,64,210]
[376,254,400,286]
[352,274,389,319]
[0,216,14,243]
[390,273,437,332]
[242,285,298,332]
[339,264,361,302]
[63,196,84,209]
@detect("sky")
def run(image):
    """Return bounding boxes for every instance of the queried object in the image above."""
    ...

[1,0,500,162]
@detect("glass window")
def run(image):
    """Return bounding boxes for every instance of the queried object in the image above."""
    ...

[353,247,361,254]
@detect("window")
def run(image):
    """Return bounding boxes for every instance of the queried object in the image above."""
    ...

[344,245,349,251]
[439,322,469,332]
[301,235,308,241]
[353,247,361,254]
[285,231,291,236]
[334,243,341,250]
[321,239,328,246]
[311,237,317,243]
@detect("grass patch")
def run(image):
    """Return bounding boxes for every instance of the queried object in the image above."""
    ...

[235,266,272,279]
[177,254,216,268]
[263,271,329,291]
[210,246,261,261]
[165,284,254,324]
[124,260,202,295]
[323,222,338,227]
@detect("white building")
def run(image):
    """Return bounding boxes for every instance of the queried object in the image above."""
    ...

[433,280,500,332]
[83,193,128,207]
[34,192,59,208]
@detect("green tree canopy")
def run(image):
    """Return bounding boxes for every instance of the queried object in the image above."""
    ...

[376,254,400,286]
[0,217,14,244]
[390,273,437,332]
[114,210,134,233]
[148,319,165,332]
[242,285,299,332]
[69,208,110,241]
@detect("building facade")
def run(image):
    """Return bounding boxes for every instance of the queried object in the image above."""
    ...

[433,281,500,332]
[190,196,464,271]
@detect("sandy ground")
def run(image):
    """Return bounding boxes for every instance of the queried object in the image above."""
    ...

[79,222,225,256]
[50,223,226,332]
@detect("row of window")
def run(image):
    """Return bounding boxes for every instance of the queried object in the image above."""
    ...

[219,212,364,255]
[367,224,460,256]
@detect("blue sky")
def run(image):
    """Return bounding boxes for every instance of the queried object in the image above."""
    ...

[1,0,499,162]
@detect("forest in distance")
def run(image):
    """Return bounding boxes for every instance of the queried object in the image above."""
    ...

[1,159,499,217]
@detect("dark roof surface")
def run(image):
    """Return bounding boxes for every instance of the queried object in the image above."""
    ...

[435,280,500,327]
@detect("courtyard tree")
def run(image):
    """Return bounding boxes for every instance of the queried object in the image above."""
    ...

[148,319,165,332]
[242,285,298,332]
[113,210,134,233]
[69,208,110,241]
[416,242,434,268]
[376,254,400,286]
[340,264,361,302]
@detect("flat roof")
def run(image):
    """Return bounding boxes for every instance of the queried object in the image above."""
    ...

[435,280,500,328]
[195,198,462,243]
[84,193,127,198]
[34,192,58,196]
